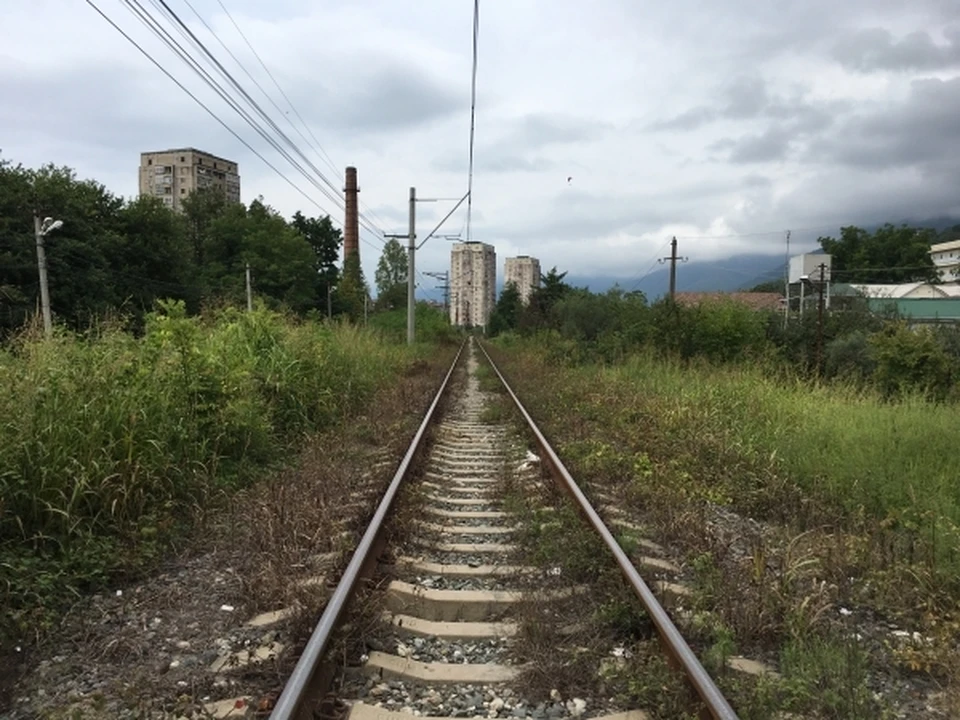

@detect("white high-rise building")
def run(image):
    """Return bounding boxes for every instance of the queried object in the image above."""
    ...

[504,256,541,304]
[450,242,496,328]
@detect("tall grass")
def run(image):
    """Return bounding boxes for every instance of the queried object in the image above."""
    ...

[605,354,960,568]
[0,301,413,634]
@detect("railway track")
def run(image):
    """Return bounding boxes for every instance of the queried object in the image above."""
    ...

[213,338,740,719]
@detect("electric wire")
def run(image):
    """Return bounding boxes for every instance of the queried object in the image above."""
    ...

[91,0,384,253]
[465,0,479,241]
[84,0,348,228]
[189,0,388,239]
[138,0,359,224]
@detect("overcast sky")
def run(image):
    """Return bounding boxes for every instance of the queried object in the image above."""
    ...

[4,0,960,296]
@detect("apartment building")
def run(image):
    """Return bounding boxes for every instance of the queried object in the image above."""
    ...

[930,239,960,283]
[450,242,496,328]
[139,148,241,211]
[504,255,541,304]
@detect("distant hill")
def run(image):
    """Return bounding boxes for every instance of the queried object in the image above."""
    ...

[489,215,960,301]
[565,252,793,300]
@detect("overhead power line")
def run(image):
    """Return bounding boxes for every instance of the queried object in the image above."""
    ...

[465,0,479,241]
[191,0,387,239]
[137,0,356,220]
[84,0,351,231]
[88,0,384,253]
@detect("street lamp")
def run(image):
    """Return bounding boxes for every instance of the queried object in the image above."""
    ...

[34,214,63,338]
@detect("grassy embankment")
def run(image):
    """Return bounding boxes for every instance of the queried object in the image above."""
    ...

[0,301,427,643]
[489,336,960,718]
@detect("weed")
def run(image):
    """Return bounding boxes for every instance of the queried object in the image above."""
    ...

[0,303,425,644]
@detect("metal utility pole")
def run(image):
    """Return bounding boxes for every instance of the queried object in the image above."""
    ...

[783,230,791,329]
[327,283,333,319]
[407,186,416,345]
[34,213,62,339]
[426,271,450,315]
[245,263,253,312]
[816,263,826,373]
[659,236,687,301]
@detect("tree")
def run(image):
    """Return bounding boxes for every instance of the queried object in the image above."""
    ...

[818,224,938,284]
[290,211,341,314]
[336,254,369,320]
[521,266,571,330]
[374,238,408,310]
[488,281,522,336]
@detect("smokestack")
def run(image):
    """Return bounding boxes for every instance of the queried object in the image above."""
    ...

[344,166,359,265]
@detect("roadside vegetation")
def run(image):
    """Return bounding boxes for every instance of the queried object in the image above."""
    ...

[484,227,960,714]
[0,302,447,647]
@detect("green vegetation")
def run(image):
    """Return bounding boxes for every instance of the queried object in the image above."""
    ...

[0,302,417,641]
[489,340,957,714]
[0,156,354,334]
[367,302,459,345]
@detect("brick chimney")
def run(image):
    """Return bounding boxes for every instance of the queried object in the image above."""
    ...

[343,166,359,265]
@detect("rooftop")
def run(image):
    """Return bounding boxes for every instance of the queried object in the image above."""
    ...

[674,291,782,311]
[141,147,238,165]
[931,239,960,253]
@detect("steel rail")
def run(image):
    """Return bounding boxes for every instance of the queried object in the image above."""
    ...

[478,342,739,720]
[270,340,466,720]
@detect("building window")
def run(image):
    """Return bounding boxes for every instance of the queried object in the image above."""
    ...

[180,188,186,194]
[214,162,218,168]
[198,158,203,165]
[147,159,152,165]
[180,156,185,162]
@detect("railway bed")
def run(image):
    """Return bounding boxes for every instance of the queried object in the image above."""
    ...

[206,339,745,719]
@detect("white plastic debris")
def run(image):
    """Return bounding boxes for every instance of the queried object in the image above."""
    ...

[839,607,852,616]
[116,590,122,597]
[220,604,235,612]
[548,566,562,576]
[525,450,540,464]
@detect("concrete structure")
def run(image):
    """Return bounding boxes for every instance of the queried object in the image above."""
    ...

[503,256,541,304]
[788,253,832,284]
[930,239,960,283]
[343,166,359,266]
[139,148,240,211]
[450,242,496,328]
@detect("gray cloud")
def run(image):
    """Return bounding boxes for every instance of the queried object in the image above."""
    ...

[4,0,960,286]
[647,106,716,132]
[648,76,838,137]
[723,76,769,119]
[833,27,960,72]
[432,113,600,174]
[728,126,796,163]
[810,76,960,170]
[298,64,464,133]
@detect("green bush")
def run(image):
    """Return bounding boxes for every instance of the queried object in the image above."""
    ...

[824,330,875,382]
[869,322,956,400]
[0,301,410,637]
[368,302,459,345]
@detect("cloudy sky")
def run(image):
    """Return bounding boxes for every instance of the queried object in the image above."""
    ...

[4,0,960,296]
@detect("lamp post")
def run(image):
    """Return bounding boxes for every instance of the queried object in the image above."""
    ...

[34,214,63,338]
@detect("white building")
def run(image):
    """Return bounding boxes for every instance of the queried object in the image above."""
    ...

[504,256,541,304]
[851,283,958,299]
[930,240,960,283]
[450,242,496,328]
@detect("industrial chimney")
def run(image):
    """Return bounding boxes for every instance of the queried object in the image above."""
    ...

[343,166,359,265]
